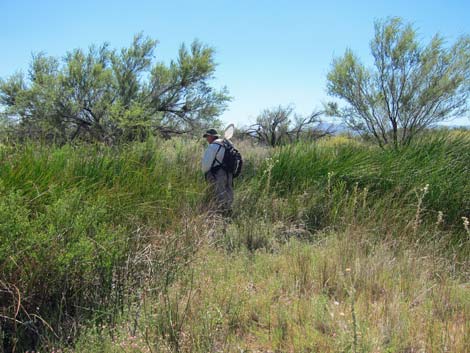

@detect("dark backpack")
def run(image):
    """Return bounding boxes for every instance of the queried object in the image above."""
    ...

[213,139,243,178]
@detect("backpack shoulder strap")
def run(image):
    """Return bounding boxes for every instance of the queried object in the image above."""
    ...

[210,142,224,169]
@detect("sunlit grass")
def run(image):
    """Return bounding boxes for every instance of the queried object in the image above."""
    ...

[71,229,470,352]
[1,131,469,352]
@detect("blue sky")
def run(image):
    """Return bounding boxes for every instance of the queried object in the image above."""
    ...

[1,0,469,126]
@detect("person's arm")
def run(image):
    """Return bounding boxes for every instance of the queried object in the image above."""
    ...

[201,144,219,173]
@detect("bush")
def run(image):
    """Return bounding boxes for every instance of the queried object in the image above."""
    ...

[0,138,205,349]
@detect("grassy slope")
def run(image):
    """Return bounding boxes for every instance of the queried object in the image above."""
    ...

[1,132,469,352]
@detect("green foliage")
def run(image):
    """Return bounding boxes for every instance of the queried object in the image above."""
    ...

[0,138,205,349]
[1,132,469,351]
[327,17,470,148]
[148,40,230,134]
[253,133,470,232]
[0,34,230,143]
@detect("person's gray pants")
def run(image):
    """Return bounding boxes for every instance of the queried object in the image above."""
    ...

[205,168,233,213]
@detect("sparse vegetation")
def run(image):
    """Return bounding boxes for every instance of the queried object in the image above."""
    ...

[244,105,328,147]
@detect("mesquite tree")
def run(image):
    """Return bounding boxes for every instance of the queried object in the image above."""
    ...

[327,17,470,148]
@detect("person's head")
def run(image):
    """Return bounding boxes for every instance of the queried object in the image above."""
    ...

[203,128,219,144]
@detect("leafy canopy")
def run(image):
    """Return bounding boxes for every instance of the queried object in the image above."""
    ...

[0,33,230,143]
[327,17,470,148]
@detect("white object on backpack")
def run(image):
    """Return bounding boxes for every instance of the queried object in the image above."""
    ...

[224,124,235,140]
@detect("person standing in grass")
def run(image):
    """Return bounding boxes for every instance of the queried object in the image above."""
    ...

[201,128,234,215]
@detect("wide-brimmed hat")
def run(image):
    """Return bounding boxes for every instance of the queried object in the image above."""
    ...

[203,128,219,138]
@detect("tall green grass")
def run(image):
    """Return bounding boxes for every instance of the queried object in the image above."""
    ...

[1,132,469,351]
[0,138,206,349]
[244,132,470,235]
